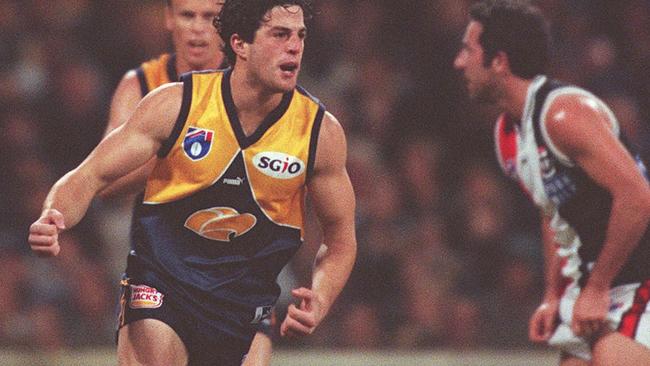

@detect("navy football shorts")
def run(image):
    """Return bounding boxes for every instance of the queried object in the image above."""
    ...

[117,277,254,366]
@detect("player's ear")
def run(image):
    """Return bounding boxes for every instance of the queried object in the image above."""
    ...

[231,34,248,61]
[492,51,510,74]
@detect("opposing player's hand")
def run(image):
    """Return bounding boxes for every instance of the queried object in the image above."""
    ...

[28,209,66,257]
[280,287,322,338]
[529,298,559,342]
[571,286,610,339]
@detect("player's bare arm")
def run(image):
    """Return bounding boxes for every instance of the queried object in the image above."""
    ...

[544,94,650,336]
[243,331,273,366]
[529,215,563,343]
[280,112,357,337]
[98,70,159,199]
[105,70,143,137]
[28,83,184,257]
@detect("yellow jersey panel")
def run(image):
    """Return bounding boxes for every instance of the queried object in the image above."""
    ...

[142,68,324,235]
[144,72,239,204]
[136,53,177,96]
[243,90,321,232]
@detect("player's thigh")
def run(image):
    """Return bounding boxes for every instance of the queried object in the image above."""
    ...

[118,318,188,366]
[591,332,650,366]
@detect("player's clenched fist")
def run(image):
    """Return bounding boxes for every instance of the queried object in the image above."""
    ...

[28,209,66,257]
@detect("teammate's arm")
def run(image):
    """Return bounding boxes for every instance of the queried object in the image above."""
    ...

[105,71,143,137]
[544,94,650,336]
[280,112,357,337]
[28,83,184,257]
[97,71,158,199]
[529,215,563,342]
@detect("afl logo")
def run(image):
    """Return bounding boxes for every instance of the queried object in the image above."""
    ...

[184,207,257,242]
[183,127,214,161]
[252,152,305,179]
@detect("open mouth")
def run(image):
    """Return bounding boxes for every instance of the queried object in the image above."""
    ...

[279,62,298,73]
[188,40,209,49]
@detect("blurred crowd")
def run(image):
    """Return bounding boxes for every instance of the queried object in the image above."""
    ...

[2,0,650,353]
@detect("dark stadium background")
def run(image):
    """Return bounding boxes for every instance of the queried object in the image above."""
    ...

[1,0,649,360]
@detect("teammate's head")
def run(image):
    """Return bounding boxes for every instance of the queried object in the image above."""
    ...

[454,0,549,102]
[214,0,313,92]
[165,0,223,71]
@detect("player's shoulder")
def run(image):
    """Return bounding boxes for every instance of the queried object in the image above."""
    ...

[321,111,342,134]
[145,81,184,101]
[542,84,618,157]
[110,68,145,106]
[181,67,226,79]
[315,111,346,168]
[544,85,606,123]
[295,84,325,107]
[118,69,141,89]
[127,82,184,139]
[178,68,227,89]
[131,82,184,117]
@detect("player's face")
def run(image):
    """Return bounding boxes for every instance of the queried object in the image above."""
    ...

[246,5,306,93]
[166,0,222,71]
[454,21,499,104]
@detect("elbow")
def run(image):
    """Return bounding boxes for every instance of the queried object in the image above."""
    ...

[96,178,122,200]
[317,237,357,261]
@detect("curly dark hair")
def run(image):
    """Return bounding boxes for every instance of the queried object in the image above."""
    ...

[213,0,314,65]
[469,0,550,79]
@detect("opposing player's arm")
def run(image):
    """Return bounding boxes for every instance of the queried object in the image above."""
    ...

[28,83,183,256]
[545,95,650,290]
[539,215,566,303]
[529,214,563,342]
[280,112,357,337]
[98,71,158,199]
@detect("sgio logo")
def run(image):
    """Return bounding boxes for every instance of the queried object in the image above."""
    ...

[252,152,305,179]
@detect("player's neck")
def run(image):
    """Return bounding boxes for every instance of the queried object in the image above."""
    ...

[229,66,284,136]
[500,77,533,121]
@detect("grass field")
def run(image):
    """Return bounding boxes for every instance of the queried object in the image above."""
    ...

[0,348,559,366]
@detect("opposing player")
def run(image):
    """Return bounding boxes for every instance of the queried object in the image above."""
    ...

[28,1,357,365]
[454,1,650,365]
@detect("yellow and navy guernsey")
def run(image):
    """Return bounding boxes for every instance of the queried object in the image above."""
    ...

[135,53,229,95]
[127,68,324,340]
[135,53,179,96]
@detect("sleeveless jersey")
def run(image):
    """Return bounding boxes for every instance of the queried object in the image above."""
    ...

[135,53,178,97]
[495,75,650,287]
[134,53,229,96]
[128,68,324,338]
